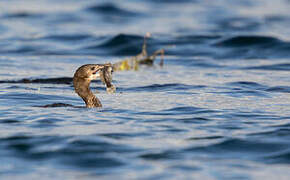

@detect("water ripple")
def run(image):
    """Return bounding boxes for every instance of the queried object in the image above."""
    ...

[122,83,205,92]
[244,63,290,71]
[185,138,289,162]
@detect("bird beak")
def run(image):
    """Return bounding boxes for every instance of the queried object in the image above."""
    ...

[89,66,102,80]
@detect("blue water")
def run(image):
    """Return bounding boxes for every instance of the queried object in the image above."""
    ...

[0,0,290,179]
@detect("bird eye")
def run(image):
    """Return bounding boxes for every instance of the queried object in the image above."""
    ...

[91,67,95,71]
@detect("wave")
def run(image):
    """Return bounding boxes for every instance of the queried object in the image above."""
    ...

[0,134,135,169]
[185,138,289,161]
[221,81,290,96]
[214,35,290,59]
[41,34,92,42]
[266,86,290,93]
[215,35,280,47]
[84,34,146,55]
[226,81,268,90]
[139,150,177,160]
[85,3,141,17]
[212,80,290,98]
[97,34,143,48]
[116,83,205,93]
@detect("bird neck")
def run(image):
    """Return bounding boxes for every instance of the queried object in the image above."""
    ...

[73,77,102,108]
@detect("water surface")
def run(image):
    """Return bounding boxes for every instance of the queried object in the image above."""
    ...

[0,0,290,179]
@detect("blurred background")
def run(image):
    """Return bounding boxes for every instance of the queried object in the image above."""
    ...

[0,0,290,179]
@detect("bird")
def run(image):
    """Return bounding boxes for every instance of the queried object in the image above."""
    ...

[73,63,115,108]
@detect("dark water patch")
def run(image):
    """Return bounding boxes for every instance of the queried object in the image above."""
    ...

[265,15,290,27]
[35,103,75,108]
[0,77,72,84]
[265,150,290,164]
[215,35,281,47]
[0,134,138,169]
[86,3,140,17]
[98,34,143,48]
[2,12,44,19]
[162,106,216,115]
[188,136,223,141]
[57,137,139,169]
[178,117,212,124]
[224,81,268,93]
[213,35,290,59]
[226,81,267,89]
[217,81,269,97]
[186,139,284,154]
[170,164,201,172]
[0,119,20,124]
[266,86,290,93]
[249,128,290,138]
[163,127,187,132]
[122,83,205,92]
[85,34,145,55]
[185,138,289,162]
[244,63,290,71]
[65,137,134,153]
[99,132,151,140]
[269,121,290,129]
[140,150,178,160]
[0,134,66,160]
[0,46,41,54]
[156,125,188,133]
[137,117,174,123]
[265,15,288,22]
[63,156,124,169]
[41,34,93,42]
